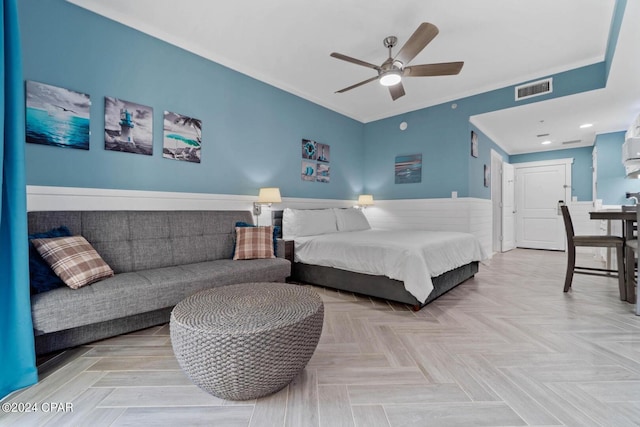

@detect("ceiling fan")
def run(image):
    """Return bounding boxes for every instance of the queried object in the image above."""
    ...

[330,22,464,101]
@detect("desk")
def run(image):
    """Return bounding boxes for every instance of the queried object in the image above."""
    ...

[589,210,636,303]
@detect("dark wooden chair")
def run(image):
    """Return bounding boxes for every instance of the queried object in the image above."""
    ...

[624,205,639,314]
[560,202,626,299]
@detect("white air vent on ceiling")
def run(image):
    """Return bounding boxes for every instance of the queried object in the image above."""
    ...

[561,139,582,145]
[515,78,553,101]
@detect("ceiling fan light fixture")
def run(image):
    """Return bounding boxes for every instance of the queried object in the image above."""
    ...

[379,70,402,86]
[330,22,462,100]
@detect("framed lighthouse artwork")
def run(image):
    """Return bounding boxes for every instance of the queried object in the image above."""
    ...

[104,96,153,155]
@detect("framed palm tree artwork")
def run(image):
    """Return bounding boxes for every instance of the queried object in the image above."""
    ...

[163,111,202,163]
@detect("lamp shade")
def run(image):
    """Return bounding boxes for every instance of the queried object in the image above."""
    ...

[357,194,374,206]
[257,187,282,204]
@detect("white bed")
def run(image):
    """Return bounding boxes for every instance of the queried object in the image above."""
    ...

[294,229,486,303]
[275,208,487,308]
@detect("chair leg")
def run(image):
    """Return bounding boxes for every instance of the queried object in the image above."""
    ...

[564,246,576,292]
[616,244,626,301]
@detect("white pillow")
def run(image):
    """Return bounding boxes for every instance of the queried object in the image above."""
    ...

[283,208,337,238]
[334,208,371,232]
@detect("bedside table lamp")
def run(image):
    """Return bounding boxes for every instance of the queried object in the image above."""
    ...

[254,187,282,225]
[357,194,374,209]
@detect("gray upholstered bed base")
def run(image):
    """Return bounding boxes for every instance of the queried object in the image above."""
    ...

[291,261,478,310]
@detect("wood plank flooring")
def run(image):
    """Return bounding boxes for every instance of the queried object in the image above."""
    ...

[2,249,640,426]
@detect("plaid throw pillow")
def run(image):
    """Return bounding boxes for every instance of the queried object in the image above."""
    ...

[31,236,114,289]
[233,226,275,260]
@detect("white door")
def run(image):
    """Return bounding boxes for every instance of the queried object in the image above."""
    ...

[501,163,516,252]
[491,150,503,253]
[516,161,570,250]
[592,146,598,202]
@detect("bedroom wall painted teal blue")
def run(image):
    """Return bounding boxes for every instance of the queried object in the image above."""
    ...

[19,0,626,202]
[468,125,509,199]
[509,146,594,201]
[362,61,607,199]
[19,0,365,200]
[595,131,640,205]
[361,0,629,200]
[605,0,627,80]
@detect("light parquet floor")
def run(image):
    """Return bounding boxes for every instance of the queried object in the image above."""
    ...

[2,249,640,426]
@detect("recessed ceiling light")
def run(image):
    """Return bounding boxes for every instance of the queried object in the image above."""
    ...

[580,123,593,128]
[541,140,552,145]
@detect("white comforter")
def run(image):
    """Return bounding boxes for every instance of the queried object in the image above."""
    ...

[293,230,487,303]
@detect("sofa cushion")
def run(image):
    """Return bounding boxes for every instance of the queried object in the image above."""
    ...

[31,236,114,289]
[31,271,157,334]
[31,258,291,335]
[183,258,291,285]
[234,221,280,256]
[28,226,72,294]
[233,226,275,260]
[27,210,253,273]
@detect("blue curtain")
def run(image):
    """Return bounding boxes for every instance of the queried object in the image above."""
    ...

[0,0,38,400]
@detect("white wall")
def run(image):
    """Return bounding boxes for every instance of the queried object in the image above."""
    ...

[359,198,493,257]
[27,187,493,256]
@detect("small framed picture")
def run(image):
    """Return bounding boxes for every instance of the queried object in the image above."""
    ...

[104,96,153,156]
[484,164,490,187]
[471,131,478,158]
[395,154,422,184]
[301,160,316,181]
[26,81,91,150]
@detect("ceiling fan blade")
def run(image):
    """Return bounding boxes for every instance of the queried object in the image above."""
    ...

[404,61,464,77]
[394,22,439,66]
[330,52,381,70]
[389,82,405,101]
[335,76,379,93]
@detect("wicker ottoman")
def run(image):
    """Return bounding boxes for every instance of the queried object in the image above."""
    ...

[170,282,324,400]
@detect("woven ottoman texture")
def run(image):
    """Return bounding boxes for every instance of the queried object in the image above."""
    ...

[170,282,324,400]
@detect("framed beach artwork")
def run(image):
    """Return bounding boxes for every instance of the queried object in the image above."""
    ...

[316,163,330,183]
[395,154,422,184]
[104,97,153,155]
[25,80,91,150]
[301,160,316,181]
[316,143,330,163]
[302,139,317,160]
[163,111,202,163]
[471,130,478,158]
[301,138,331,182]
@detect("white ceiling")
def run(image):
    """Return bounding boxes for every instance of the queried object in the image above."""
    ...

[67,0,639,155]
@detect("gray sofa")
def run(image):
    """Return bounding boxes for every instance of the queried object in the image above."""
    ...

[28,210,291,355]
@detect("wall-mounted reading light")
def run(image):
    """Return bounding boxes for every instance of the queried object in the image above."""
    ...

[357,194,374,209]
[253,187,282,217]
